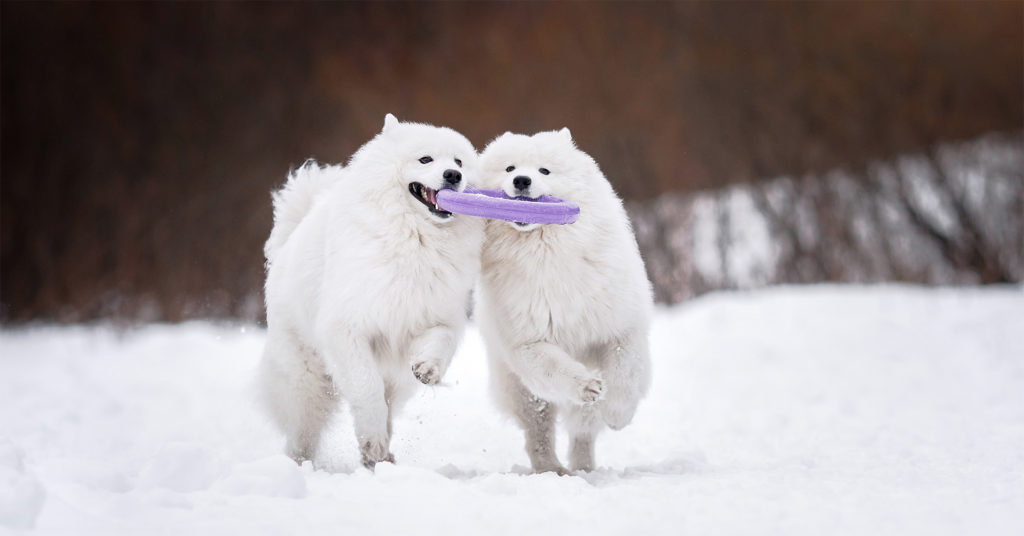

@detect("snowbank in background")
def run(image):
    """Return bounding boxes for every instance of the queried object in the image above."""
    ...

[629,133,1024,303]
[1,285,1022,534]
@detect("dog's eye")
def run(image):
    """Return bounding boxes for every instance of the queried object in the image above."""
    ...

[505,165,515,172]
[454,158,462,167]
[539,168,550,175]
[419,156,433,164]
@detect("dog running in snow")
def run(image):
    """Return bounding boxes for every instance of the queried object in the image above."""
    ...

[475,128,653,473]
[259,114,483,468]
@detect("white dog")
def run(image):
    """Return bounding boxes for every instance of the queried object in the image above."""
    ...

[259,114,483,468]
[475,128,653,473]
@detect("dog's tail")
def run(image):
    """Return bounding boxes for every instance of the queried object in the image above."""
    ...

[264,159,335,263]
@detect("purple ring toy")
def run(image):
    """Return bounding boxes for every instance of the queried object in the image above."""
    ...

[435,188,579,225]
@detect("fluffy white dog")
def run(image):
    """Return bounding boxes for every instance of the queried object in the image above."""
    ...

[259,114,483,468]
[475,128,653,473]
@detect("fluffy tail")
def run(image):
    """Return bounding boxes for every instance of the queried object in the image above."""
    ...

[264,159,335,263]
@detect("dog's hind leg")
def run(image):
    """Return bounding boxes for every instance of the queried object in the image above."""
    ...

[492,357,567,474]
[258,329,337,464]
[565,405,603,472]
[519,391,566,475]
[320,332,393,469]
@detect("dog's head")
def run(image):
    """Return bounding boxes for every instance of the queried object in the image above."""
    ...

[356,114,477,223]
[478,127,601,232]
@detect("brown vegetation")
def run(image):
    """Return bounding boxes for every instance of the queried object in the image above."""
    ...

[1,1,1021,322]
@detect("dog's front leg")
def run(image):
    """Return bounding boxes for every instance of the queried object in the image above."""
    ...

[320,333,393,469]
[507,341,605,406]
[598,331,651,430]
[408,325,458,385]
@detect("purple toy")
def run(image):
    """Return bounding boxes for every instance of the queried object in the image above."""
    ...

[435,188,579,225]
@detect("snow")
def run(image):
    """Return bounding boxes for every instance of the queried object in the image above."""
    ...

[722,186,776,287]
[0,440,46,530]
[690,192,723,285]
[627,133,1024,301]
[1,285,1023,535]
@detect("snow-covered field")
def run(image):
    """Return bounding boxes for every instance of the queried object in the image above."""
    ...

[1,285,1022,535]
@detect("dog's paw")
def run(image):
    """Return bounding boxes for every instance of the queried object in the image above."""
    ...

[534,463,571,476]
[573,374,605,405]
[412,359,441,386]
[360,439,395,470]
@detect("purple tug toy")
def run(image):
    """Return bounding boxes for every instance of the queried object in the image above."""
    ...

[436,188,579,225]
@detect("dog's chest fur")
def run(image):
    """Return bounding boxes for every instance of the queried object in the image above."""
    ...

[480,223,626,348]
[332,214,481,336]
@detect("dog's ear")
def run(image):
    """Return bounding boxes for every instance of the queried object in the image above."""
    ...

[489,131,513,145]
[559,127,572,141]
[383,113,399,133]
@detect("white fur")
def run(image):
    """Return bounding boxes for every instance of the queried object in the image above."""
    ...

[475,129,653,473]
[264,159,334,261]
[259,114,483,468]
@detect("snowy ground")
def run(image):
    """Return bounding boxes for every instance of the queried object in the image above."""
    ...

[1,285,1022,535]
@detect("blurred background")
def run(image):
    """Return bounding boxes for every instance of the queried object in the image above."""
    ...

[2,1,1021,324]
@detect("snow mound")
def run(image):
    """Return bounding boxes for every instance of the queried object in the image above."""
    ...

[211,455,306,498]
[0,440,47,530]
[138,442,223,493]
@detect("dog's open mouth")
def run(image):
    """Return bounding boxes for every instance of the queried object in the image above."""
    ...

[408,183,453,219]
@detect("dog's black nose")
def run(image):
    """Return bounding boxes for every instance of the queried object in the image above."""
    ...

[513,176,532,191]
[443,169,462,186]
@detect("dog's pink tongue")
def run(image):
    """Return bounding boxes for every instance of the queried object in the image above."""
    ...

[426,188,437,205]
